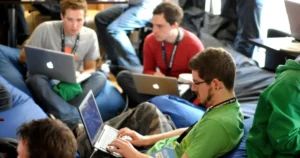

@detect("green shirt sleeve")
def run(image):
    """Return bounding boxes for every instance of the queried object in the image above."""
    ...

[185,119,229,158]
[267,82,300,153]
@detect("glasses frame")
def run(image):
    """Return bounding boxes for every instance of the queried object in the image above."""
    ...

[192,81,206,87]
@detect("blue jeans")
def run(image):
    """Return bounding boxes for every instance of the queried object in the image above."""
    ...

[94,4,154,68]
[206,0,263,58]
[26,71,106,129]
[232,0,263,58]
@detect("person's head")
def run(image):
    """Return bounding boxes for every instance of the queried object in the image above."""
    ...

[189,47,236,106]
[152,2,184,41]
[60,0,87,35]
[17,118,77,158]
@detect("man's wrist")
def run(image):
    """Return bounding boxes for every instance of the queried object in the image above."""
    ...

[144,135,155,146]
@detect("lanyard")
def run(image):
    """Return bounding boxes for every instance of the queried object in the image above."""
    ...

[61,24,80,54]
[205,97,237,115]
[176,97,237,143]
[161,29,180,76]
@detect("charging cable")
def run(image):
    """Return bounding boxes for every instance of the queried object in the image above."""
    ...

[89,148,98,158]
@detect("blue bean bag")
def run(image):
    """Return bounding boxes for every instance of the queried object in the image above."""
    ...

[148,95,205,128]
[222,117,253,158]
[0,44,126,122]
[0,75,48,139]
[96,80,126,121]
[0,45,31,96]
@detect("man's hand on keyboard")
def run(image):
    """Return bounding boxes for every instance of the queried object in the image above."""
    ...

[107,138,142,158]
[118,127,149,146]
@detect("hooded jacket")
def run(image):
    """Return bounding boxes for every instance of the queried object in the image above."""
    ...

[246,59,300,158]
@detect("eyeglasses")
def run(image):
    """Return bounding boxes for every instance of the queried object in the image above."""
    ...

[192,81,206,87]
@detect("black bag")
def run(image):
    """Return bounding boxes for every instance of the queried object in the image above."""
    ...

[0,138,18,158]
[181,88,197,103]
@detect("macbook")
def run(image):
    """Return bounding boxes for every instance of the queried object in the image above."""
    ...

[285,0,300,41]
[78,90,121,157]
[280,0,300,53]
[132,73,184,96]
[24,45,91,84]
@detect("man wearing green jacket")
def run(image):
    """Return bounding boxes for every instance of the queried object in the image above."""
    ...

[246,57,300,158]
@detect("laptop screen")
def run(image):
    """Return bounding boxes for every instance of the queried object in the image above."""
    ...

[79,92,104,144]
[285,0,300,41]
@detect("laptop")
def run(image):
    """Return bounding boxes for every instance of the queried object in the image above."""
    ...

[24,45,91,84]
[132,73,188,96]
[285,0,300,41]
[279,0,300,53]
[78,90,121,157]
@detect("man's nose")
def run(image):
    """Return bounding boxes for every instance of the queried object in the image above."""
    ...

[153,27,159,34]
[72,22,77,29]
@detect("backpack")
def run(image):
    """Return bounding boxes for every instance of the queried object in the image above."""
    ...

[0,138,18,158]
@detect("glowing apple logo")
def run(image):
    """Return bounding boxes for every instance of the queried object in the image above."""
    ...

[46,61,54,69]
[152,83,160,90]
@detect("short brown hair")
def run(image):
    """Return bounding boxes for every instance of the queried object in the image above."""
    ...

[17,118,77,158]
[60,0,88,16]
[189,47,236,90]
[153,2,184,25]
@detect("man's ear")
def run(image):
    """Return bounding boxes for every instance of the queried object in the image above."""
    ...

[171,22,179,28]
[211,78,222,90]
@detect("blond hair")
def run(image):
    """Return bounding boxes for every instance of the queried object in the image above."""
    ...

[60,0,87,16]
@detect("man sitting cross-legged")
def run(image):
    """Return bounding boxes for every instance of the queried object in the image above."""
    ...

[116,2,205,107]
[18,0,106,132]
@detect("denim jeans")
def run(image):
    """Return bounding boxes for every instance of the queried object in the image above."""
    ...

[233,0,263,58]
[94,4,157,68]
[26,71,106,129]
[204,0,263,58]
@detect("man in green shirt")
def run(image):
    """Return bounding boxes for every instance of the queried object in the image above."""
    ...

[107,47,244,158]
[246,56,300,158]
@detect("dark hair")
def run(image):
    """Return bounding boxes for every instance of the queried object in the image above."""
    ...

[153,1,183,25]
[17,118,77,158]
[189,47,236,90]
[60,0,87,16]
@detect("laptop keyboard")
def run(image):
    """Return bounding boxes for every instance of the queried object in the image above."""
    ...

[76,71,92,83]
[98,127,118,149]
[75,71,81,77]
[178,84,190,96]
[77,73,91,79]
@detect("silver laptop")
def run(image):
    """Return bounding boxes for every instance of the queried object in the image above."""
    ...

[24,45,91,84]
[285,0,300,41]
[132,73,181,96]
[78,90,121,157]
